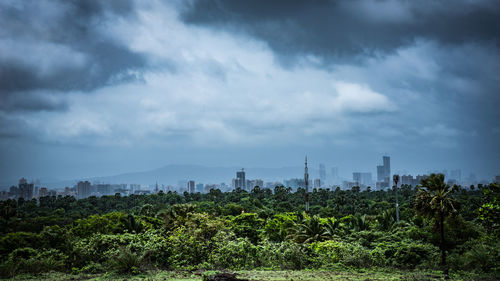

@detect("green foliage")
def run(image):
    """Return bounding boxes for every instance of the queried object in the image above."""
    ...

[310,240,372,268]
[109,246,147,274]
[287,214,332,243]
[72,230,170,269]
[221,203,244,216]
[478,183,500,236]
[0,231,40,257]
[230,213,264,244]
[371,240,439,269]
[1,247,67,276]
[71,212,131,237]
[264,241,315,270]
[71,261,104,274]
[448,238,500,273]
[263,213,297,242]
[377,209,396,231]
[168,212,228,268]
[209,236,259,269]
[415,173,459,271]
[0,182,497,275]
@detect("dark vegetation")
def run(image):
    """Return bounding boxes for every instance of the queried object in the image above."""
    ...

[0,174,498,278]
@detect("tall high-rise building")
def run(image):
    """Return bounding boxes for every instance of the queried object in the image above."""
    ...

[319,164,326,186]
[39,187,48,197]
[130,184,140,193]
[331,167,339,184]
[235,169,246,190]
[188,180,195,193]
[18,178,34,200]
[353,172,362,185]
[376,156,391,188]
[383,156,391,177]
[77,181,91,199]
[96,184,112,196]
[247,179,264,190]
[314,178,321,188]
[196,183,204,193]
[353,172,372,186]
[284,178,306,190]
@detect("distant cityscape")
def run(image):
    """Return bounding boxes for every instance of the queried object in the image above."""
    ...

[2,155,499,201]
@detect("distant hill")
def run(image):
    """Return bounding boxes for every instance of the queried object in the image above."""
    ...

[42,164,318,188]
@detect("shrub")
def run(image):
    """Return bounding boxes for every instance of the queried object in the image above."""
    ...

[109,246,146,274]
[392,241,438,269]
[72,230,170,269]
[448,238,500,273]
[71,212,130,237]
[168,213,229,268]
[230,213,265,244]
[0,259,17,278]
[3,247,67,275]
[72,262,105,274]
[209,236,259,269]
[310,240,372,268]
[259,241,316,270]
[0,232,40,257]
[263,213,297,242]
[371,240,438,269]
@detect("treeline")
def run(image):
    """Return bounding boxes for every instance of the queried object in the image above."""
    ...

[0,175,498,277]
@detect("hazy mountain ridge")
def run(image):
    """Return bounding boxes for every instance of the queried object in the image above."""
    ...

[34,165,320,189]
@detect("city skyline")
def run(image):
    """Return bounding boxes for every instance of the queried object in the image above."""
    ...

[1,1,500,183]
[1,154,491,195]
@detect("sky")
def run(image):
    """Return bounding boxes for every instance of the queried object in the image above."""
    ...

[1,0,500,185]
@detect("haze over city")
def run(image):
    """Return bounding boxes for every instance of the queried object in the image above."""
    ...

[1,0,500,187]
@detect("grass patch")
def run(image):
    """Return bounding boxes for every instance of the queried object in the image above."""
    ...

[3,269,497,281]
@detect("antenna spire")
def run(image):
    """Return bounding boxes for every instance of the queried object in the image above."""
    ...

[304,155,309,214]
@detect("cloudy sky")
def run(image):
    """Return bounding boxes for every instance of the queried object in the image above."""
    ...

[1,0,499,184]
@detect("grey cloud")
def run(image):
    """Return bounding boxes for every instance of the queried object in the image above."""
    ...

[0,91,68,112]
[181,0,500,62]
[0,0,146,112]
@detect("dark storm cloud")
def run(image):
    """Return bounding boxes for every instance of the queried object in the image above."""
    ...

[181,0,500,60]
[0,0,146,111]
[0,91,68,112]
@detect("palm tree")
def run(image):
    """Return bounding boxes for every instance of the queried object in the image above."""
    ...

[287,215,327,243]
[349,214,370,231]
[323,217,341,238]
[415,173,458,278]
[377,209,396,231]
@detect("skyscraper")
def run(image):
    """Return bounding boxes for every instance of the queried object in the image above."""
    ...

[319,164,326,186]
[383,156,391,178]
[314,178,321,188]
[188,180,195,193]
[353,172,362,185]
[18,178,34,200]
[236,169,246,190]
[331,167,339,185]
[376,156,391,188]
[77,181,91,199]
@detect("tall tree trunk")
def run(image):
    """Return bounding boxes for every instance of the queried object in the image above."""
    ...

[440,212,449,279]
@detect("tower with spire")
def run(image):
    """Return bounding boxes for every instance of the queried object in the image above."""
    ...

[305,156,309,214]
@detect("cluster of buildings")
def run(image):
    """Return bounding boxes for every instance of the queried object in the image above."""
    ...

[0,178,73,201]
[76,181,166,198]
[2,155,499,201]
[340,156,391,189]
